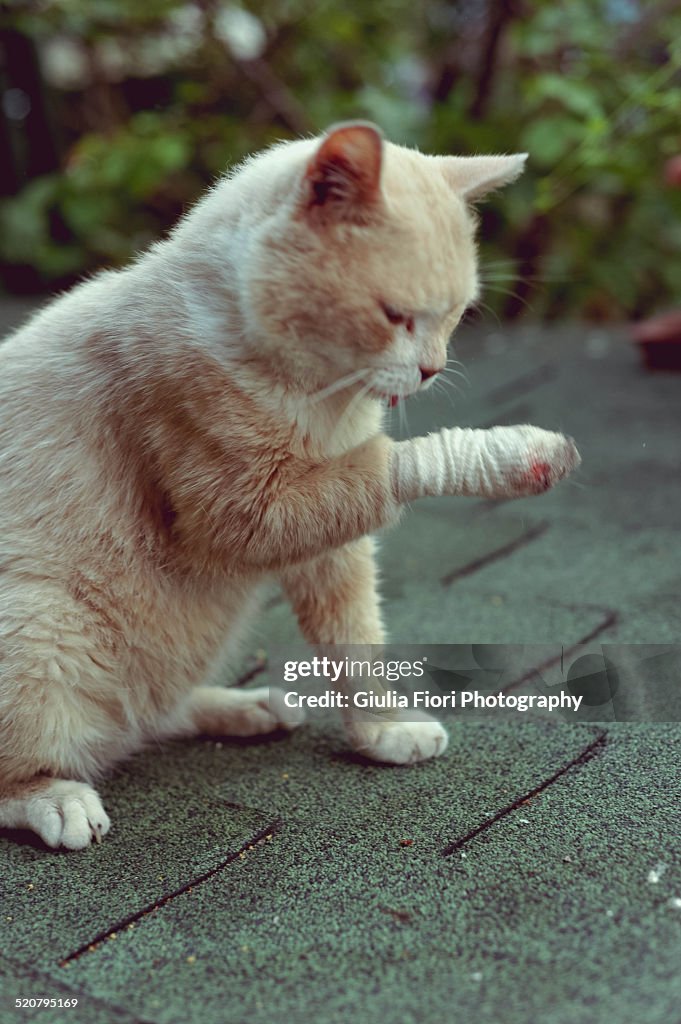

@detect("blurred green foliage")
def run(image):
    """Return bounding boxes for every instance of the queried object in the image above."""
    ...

[2,0,681,318]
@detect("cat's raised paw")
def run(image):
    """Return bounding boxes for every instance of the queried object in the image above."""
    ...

[21,781,110,850]
[522,433,580,495]
[490,425,581,498]
[346,712,448,765]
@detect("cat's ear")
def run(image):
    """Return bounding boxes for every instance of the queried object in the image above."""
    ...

[438,154,528,202]
[302,122,383,221]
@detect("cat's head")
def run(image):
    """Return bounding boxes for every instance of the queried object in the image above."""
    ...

[240,122,526,402]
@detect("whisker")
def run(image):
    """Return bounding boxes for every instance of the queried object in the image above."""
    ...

[432,377,461,415]
[442,365,470,387]
[329,380,374,444]
[480,270,564,281]
[470,299,502,327]
[440,384,467,405]
[482,283,536,314]
[479,273,520,282]
[309,368,369,404]
[440,372,467,393]
[480,259,517,270]
[383,399,394,436]
[398,393,411,437]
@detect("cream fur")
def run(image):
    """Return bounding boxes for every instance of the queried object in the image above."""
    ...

[0,122,578,849]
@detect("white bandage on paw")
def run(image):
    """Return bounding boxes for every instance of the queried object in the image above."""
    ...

[390,425,581,503]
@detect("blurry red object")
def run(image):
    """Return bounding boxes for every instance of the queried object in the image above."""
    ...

[664,155,681,187]
[631,311,681,370]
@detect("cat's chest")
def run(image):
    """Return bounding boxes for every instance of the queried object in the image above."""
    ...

[285,394,384,460]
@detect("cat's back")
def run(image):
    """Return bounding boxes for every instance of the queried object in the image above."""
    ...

[0,272,124,534]
[0,269,128,443]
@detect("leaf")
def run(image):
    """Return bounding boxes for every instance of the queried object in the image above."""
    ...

[527,74,604,120]
[521,116,585,168]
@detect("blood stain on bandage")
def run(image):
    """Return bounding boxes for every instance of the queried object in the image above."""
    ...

[530,461,552,490]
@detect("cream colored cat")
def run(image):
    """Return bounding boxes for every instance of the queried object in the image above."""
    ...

[0,122,579,850]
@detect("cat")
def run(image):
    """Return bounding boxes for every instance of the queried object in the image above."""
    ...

[0,121,580,850]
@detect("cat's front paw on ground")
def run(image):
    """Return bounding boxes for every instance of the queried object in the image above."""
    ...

[24,781,111,850]
[492,425,581,497]
[346,712,448,765]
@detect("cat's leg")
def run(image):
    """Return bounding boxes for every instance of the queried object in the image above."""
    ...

[165,684,305,740]
[281,536,448,765]
[172,425,579,574]
[0,580,121,849]
[391,424,580,502]
[0,777,110,850]
[157,578,305,741]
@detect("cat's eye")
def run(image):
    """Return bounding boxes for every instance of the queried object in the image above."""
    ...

[381,302,404,324]
[380,301,414,333]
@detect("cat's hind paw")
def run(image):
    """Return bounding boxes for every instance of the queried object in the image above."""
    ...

[345,711,448,765]
[189,685,306,738]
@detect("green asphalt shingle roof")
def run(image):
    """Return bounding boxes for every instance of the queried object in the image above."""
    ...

[1,306,679,1024]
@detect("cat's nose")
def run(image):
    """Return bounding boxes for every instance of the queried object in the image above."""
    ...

[419,366,439,382]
